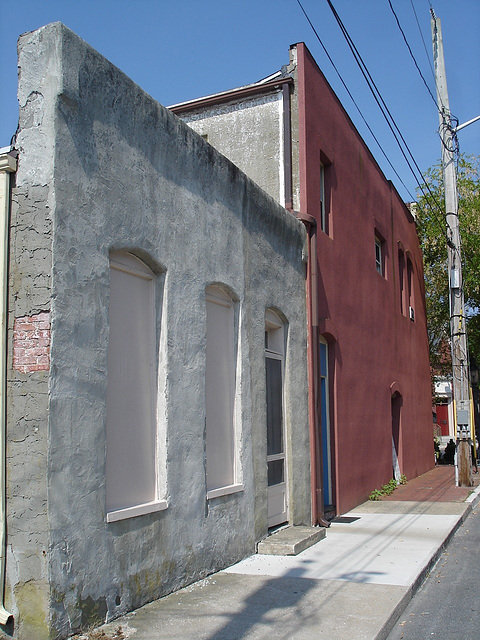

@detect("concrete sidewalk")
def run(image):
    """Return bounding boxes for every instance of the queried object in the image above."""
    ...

[83,467,480,640]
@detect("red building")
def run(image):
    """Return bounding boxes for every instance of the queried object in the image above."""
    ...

[171,42,434,519]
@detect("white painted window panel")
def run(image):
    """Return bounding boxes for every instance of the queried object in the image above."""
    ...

[205,288,235,492]
[106,255,157,513]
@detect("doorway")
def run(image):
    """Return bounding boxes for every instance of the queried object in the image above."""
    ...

[265,311,288,528]
[391,392,403,482]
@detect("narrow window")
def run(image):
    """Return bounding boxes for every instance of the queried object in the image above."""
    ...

[106,252,165,521]
[319,162,326,233]
[375,234,384,276]
[319,155,332,235]
[398,249,405,314]
[205,286,236,494]
[407,258,414,321]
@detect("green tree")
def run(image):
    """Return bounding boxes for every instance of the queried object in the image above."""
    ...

[416,154,480,376]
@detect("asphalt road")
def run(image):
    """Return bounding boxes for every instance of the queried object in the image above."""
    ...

[387,505,480,640]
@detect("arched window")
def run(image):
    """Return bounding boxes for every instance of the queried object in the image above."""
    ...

[106,252,166,522]
[205,285,238,496]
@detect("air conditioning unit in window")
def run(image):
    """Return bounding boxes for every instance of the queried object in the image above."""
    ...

[409,306,415,322]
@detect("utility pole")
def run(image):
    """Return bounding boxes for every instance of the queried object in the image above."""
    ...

[431,10,473,487]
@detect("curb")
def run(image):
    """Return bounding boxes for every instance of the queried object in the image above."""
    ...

[375,483,480,640]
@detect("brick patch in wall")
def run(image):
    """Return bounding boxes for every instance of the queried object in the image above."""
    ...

[13,311,51,373]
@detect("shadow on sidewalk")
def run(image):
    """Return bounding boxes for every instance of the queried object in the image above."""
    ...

[204,567,318,640]
[201,563,386,640]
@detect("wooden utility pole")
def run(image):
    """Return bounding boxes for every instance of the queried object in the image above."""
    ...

[431,10,473,486]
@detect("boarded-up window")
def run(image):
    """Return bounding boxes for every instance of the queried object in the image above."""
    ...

[106,252,157,514]
[205,286,236,492]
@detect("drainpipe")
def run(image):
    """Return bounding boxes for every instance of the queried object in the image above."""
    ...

[0,147,16,624]
[295,211,329,528]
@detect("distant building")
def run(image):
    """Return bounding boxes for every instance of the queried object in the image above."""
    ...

[171,42,435,518]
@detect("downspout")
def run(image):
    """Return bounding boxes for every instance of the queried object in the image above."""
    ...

[295,212,329,528]
[0,147,16,625]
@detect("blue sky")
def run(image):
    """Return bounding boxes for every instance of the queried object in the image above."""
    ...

[1,0,479,201]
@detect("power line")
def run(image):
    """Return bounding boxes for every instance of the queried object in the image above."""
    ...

[409,0,436,84]
[295,0,415,200]
[388,0,438,109]
[296,0,461,257]
[323,0,454,238]
[326,0,425,185]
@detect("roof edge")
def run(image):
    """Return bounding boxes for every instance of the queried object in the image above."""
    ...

[169,76,293,114]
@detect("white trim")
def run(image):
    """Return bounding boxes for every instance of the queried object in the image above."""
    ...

[106,499,168,523]
[278,95,285,205]
[207,483,244,500]
[0,153,16,173]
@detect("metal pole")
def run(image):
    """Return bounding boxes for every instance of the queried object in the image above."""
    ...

[431,10,472,486]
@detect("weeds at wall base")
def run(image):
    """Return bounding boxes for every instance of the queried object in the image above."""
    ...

[369,475,407,500]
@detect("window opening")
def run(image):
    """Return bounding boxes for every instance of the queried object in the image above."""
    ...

[205,286,237,494]
[106,252,164,521]
[407,258,414,321]
[265,310,288,527]
[375,236,383,275]
[320,163,326,233]
[398,249,406,314]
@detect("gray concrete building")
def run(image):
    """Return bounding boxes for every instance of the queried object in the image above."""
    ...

[1,23,311,639]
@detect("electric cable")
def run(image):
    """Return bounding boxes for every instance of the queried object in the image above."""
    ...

[326,0,427,187]
[296,0,468,274]
[388,0,438,109]
[409,0,435,82]
[323,0,455,240]
[295,0,416,200]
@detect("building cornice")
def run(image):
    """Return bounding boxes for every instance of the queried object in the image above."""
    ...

[170,77,293,114]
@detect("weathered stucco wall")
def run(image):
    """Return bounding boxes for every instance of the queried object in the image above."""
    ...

[181,93,285,204]
[6,24,59,640]
[9,22,310,639]
[172,42,434,518]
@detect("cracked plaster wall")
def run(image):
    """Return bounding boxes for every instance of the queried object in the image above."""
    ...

[5,22,59,640]
[8,22,310,639]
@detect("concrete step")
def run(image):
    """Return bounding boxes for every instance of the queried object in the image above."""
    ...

[257,525,326,556]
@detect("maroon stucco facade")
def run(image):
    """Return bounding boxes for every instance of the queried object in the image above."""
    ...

[296,44,434,514]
